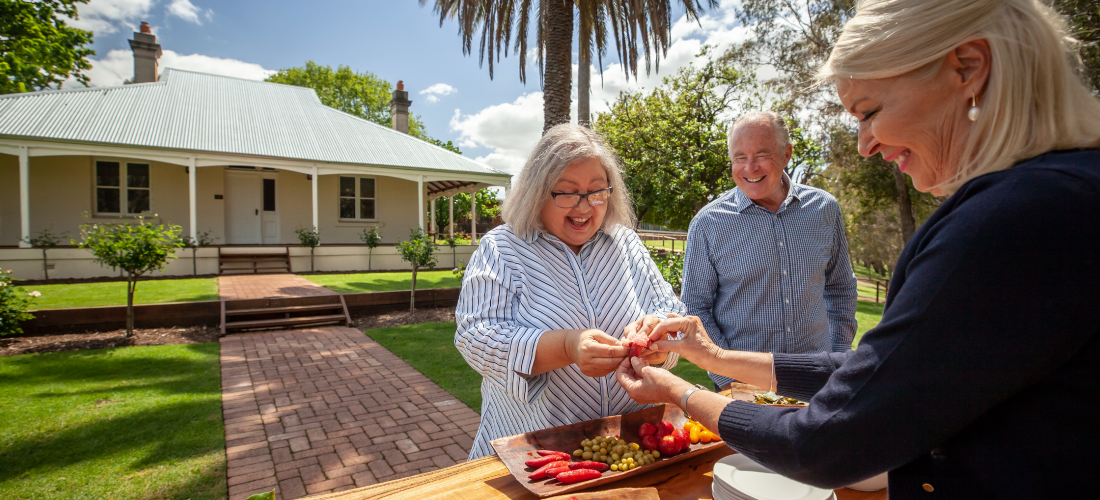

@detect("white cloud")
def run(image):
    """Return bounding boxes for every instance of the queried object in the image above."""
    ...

[450,93,545,175]
[420,83,456,104]
[166,0,212,25]
[68,0,156,35]
[453,0,750,176]
[84,49,275,87]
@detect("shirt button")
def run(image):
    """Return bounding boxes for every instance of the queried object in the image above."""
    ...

[785,299,790,304]
[786,327,791,332]
[922,483,934,493]
[605,396,610,403]
[778,242,783,247]
[782,270,787,275]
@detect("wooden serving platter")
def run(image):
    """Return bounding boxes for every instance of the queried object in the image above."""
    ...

[490,405,727,498]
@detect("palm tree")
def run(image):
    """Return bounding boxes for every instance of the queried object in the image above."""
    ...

[422,0,717,132]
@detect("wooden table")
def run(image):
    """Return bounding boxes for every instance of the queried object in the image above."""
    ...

[305,384,888,500]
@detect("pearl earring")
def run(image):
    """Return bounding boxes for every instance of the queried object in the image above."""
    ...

[968,94,980,122]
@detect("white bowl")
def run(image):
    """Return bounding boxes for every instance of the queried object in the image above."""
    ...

[846,472,888,492]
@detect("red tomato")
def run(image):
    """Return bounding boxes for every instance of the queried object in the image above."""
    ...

[638,422,657,439]
[658,435,681,456]
[672,428,691,452]
[656,420,675,439]
[642,434,660,451]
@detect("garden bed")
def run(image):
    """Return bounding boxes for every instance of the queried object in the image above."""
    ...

[0,325,220,357]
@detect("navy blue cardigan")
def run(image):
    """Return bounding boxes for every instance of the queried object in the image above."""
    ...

[716,149,1100,499]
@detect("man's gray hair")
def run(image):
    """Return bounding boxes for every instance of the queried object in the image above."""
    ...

[501,124,636,238]
[728,111,791,152]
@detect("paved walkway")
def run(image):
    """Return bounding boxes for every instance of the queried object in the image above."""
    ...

[219,326,480,500]
[219,274,337,300]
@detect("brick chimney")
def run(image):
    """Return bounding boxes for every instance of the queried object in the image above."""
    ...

[128,22,162,84]
[389,81,412,134]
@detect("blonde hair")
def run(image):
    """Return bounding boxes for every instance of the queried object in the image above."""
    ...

[819,0,1100,193]
[501,124,636,238]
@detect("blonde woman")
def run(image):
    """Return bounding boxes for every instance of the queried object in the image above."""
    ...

[455,124,684,459]
[616,0,1100,497]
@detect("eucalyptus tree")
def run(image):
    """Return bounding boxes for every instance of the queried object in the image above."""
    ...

[421,0,717,132]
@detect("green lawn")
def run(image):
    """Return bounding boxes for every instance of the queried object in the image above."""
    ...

[854,299,885,347]
[17,278,219,310]
[642,239,685,253]
[0,344,226,500]
[363,322,482,411]
[308,270,461,294]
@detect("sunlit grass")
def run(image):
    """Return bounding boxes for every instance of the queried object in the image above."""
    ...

[307,270,461,294]
[17,279,219,310]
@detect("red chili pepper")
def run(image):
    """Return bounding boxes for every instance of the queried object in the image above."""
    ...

[528,460,570,480]
[556,468,603,484]
[536,449,570,457]
[544,465,573,478]
[567,461,610,471]
[525,454,569,468]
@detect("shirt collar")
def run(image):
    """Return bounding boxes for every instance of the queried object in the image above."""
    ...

[732,173,802,213]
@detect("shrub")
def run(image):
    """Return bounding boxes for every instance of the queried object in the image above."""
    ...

[179,230,218,276]
[648,247,684,294]
[360,227,382,270]
[0,270,37,336]
[295,227,321,272]
[22,226,67,282]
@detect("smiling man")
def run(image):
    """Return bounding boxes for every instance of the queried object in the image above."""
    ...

[682,111,858,390]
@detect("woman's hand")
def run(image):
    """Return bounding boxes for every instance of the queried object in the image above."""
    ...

[615,356,692,405]
[622,315,669,365]
[647,314,723,372]
[567,329,630,377]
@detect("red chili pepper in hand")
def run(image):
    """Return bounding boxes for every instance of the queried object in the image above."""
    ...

[568,461,610,471]
[525,453,569,468]
[556,468,603,484]
[536,449,570,457]
[528,460,570,480]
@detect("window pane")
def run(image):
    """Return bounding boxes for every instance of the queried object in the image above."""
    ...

[96,162,120,187]
[339,177,356,197]
[97,187,120,213]
[360,178,375,199]
[360,199,375,219]
[263,178,276,211]
[339,198,355,219]
[127,163,149,188]
[128,189,150,214]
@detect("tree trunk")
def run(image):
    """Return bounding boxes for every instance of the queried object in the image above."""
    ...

[578,43,591,127]
[891,165,917,244]
[452,247,457,269]
[126,277,136,338]
[543,0,574,132]
[368,248,372,271]
[192,247,198,276]
[410,266,418,312]
[310,248,315,272]
[42,249,49,282]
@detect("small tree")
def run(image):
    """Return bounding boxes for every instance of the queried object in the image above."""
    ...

[180,230,218,276]
[360,227,382,270]
[22,226,67,282]
[443,235,458,269]
[75,216,182,337]
[1,270,37,336]
[396,228,437,312]
[295,227,321,272]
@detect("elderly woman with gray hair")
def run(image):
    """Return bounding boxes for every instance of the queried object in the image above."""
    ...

[454,124,684,460]
[616,0,1100,497]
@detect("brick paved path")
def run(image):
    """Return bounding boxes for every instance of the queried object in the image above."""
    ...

[219,274,337,300]
[220,327,481,499]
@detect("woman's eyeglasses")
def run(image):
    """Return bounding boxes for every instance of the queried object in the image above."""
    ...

[550,186,613,209]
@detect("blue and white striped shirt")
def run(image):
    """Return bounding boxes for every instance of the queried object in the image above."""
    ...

[455,224,685,459]
[682,181,857,389]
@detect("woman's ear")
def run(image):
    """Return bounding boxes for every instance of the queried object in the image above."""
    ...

[948,39,992,98]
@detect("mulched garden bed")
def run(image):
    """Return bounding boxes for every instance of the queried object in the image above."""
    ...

[1,306,457,356]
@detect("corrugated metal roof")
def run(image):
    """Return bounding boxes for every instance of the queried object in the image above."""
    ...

[0,69,509,179]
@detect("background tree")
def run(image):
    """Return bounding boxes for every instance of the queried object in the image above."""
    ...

[294,227,320,272]
[443,234,459,268]
[0,0,95,94]
[360,227,382,270]
[432,188,501,232]
[422,0,716,132]
[396,228,437,312]
[265,62,460,153]
[1054,0,1099,94]
[75,217,182,337]
[180,230,217,276]
[22,227,66,282]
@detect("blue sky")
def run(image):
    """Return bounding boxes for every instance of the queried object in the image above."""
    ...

[70,0,749,175]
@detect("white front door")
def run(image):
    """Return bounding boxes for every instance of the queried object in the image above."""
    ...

[261,173,280,244]
[225,170,262,244]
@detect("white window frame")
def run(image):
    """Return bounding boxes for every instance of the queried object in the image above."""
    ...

[94,159,152,217]
[338,175,378,221]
